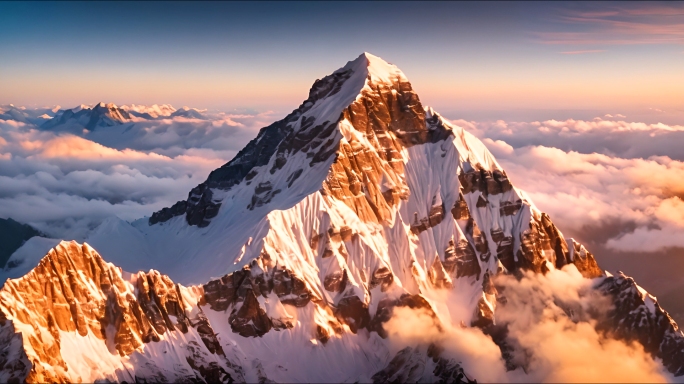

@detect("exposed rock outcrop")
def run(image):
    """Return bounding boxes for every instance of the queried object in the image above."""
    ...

[202,262,312,337]
[597,272,684,376]
[372,345,475,384]
[0,241,243,382]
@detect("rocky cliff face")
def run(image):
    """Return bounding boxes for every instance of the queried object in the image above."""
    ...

[596,272,684,376]
[0,241,244,383]
[2,53,683,382]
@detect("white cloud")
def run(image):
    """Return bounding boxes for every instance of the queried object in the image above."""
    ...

[0,110,271,239]
[495,267,671,383]
[455,117,684,161]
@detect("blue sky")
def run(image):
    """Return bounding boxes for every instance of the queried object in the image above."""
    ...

[1,1,683,122]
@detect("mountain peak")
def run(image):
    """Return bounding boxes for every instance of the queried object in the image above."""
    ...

[94,101,116,109]
[120,103,177,118]
[345,52,405,86]
[352,51,389,66]
[170,106,207,119]
[150,51,426,228]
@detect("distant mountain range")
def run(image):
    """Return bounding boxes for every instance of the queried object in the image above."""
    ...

[0,102,209,132]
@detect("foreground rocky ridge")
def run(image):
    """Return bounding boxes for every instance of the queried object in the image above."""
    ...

[2,53,683,382]
[2,239,681,382]
[0,241,244,383]
[0,239,484,383]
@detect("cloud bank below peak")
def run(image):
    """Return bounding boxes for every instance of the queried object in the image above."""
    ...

[0,107,280,240]
[457,116,684,161]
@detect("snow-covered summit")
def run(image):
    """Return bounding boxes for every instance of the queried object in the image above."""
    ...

[148,52,479,230]
[357,51,406,83]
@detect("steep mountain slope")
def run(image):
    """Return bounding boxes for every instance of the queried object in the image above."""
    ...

[0,241,243,383]
[136,52,603,289]
[1,53,683,382]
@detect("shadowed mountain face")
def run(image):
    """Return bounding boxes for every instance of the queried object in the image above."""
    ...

[0,218,42,268]
[1,53,682,383]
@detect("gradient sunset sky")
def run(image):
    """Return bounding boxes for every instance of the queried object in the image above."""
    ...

[1,1,683,122]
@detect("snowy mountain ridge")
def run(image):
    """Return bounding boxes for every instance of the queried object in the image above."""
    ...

[37,102,208,132]
[1,52,683,383]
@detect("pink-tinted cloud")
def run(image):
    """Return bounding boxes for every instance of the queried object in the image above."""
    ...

[536,4,684,45]
[39,135,167,160]
[560,49,605,54]
[454,117,684,162]
[620,6,684,17]
[478,137,684,252]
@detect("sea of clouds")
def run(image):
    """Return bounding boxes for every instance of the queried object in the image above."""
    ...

[0,106,281,239]
[460,116,684,253]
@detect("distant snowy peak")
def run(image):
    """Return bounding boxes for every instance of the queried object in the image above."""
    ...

[42,102,132,131]
[120,103,177,118]
[170,106,208,120]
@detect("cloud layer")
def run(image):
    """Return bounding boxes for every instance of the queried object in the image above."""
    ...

[457,116,684,161]
[3,110,682,257]
[0,110,275,239]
